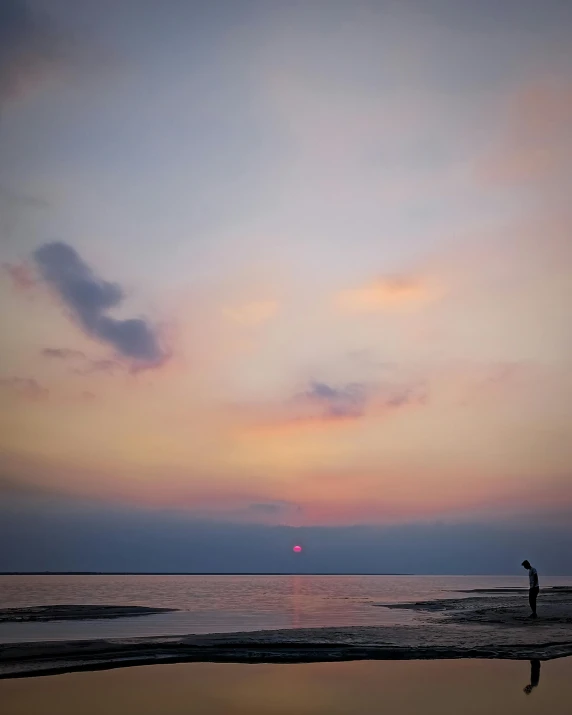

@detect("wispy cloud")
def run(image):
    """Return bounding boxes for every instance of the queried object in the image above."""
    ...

[41,347,122,375]
[300,381,367,419]
[222,300,278,327]
[240,379,426,434]
[336,274,440,314]
[0,376,48,400]
[79,358,122,375]
[240,500,303,524]
[42,347,86,360]
[34,242,167,369]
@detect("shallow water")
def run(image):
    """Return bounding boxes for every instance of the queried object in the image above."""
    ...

[2,574,571,643]
[1,658,571,715]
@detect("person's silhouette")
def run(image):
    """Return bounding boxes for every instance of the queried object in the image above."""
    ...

[523,659,541,695]
[521,560,539,617]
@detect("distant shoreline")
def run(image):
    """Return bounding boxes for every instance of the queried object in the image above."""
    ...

[2,572,570,580]
[0,572,413,576]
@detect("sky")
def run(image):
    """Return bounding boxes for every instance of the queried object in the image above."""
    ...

[1,0,572,573]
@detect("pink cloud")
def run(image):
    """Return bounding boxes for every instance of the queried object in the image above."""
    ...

[3,261,36,291]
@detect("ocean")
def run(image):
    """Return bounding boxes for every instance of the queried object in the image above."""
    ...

[2,573,571,644]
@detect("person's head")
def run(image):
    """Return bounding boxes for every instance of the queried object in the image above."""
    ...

[522,560,531,570]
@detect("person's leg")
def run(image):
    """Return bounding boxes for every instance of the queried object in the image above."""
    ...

[529,587,538,616]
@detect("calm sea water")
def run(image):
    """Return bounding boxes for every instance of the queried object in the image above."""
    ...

[4,659,572,715]
[1,574,571,644]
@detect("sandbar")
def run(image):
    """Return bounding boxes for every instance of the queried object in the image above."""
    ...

[1,587,571,679]
[0,605,175,623]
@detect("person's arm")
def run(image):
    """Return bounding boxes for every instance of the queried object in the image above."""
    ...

[532,570,539,588]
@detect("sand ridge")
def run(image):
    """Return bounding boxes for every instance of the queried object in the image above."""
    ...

[0,606,175,623]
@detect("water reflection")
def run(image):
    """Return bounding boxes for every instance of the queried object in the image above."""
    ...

[523,659,541,695]
[291,576,301,629]
[1,658,570,715]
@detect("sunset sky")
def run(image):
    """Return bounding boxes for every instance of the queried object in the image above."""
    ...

[1,0,571,571]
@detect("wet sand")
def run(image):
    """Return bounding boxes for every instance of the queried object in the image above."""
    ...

[2,622,572,679]
[1,658,571,715]
[382,586,572,625]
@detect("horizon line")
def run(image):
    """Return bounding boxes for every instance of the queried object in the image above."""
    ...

[0,571,550,577]
[3,572,570,578]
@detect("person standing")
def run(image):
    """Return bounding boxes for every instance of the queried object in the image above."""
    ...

[522,560,539,618]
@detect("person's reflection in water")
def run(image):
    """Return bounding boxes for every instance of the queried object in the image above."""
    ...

[523,659,541,695]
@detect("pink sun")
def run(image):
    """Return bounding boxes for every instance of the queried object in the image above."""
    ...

[293,545,302,553]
